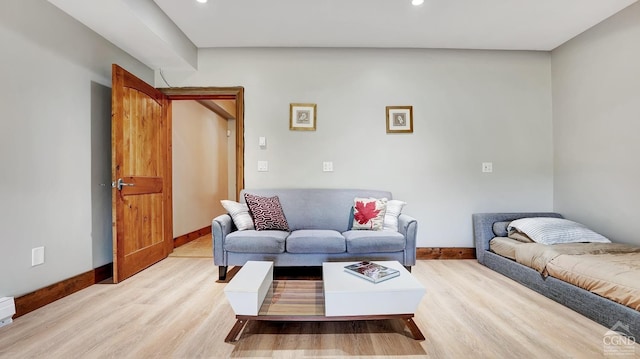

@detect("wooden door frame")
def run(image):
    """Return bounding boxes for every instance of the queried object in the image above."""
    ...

[159,87,245,201]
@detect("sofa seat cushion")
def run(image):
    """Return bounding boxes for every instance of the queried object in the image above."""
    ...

[286,230,346,254]
[343,230,406,253]
[224,230,288,253]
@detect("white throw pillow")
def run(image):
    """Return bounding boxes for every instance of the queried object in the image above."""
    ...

[383,200,406,231]
[220,200,254,231]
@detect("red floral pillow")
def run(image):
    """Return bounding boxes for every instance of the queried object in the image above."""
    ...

[244,193,289,231]
[351,197,387,230]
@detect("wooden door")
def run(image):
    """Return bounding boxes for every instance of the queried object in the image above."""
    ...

[112,64,173,283]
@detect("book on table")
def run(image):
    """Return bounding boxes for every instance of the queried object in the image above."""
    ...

[343,261,400,283]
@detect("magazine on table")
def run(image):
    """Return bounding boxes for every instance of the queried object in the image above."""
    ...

[343,261,400,283]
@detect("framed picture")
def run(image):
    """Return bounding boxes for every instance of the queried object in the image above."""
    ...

[290,103,317,131]
[386,106,413,133]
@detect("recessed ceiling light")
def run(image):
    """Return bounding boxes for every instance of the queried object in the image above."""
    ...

[412,0,424,6]
[196,0,207,3]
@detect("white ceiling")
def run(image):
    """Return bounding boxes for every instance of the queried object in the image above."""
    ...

[49,0,637,71]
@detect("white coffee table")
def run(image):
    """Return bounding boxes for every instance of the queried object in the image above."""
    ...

[323,261,426,316]
[224,261,426,342]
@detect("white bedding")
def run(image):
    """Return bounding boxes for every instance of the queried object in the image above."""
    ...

[507,217,610,245]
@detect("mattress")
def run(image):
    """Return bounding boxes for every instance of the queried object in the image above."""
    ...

[489,237,524,260]
[546,252,640,311]
[508,241,640,311]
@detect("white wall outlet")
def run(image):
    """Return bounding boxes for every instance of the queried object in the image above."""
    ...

[257,161,269,172]
[322,161,333,172]
[32,247,44,266]
[482,162,493,173]
[258,136,266,148]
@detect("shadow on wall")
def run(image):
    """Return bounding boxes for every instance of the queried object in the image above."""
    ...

[1,0,106,78]
[91,81,113,267]
[0,0,152,82]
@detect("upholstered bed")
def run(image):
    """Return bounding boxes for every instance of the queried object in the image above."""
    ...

[473,212,640,339]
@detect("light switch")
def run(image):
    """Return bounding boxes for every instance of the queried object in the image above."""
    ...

[482,162,493,173]
[259,137,266,148]
[257,161,269,172]
[323,161,333,172]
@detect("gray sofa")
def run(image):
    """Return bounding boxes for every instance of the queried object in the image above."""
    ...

[473,212,640,340]
[212,188,418,280]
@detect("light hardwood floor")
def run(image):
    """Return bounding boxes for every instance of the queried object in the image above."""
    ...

[169,236,213,258]
[0,259,637,358]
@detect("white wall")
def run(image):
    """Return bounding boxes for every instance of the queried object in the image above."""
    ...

[0,0,152,297]
[172,101,229,237]
[552,2,640,245]
[160,48,554,247]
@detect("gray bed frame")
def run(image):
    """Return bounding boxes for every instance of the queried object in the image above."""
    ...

[472,212,639,339]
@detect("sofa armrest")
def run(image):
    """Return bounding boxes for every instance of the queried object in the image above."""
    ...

[212,214,234,266]
[398,213,418,266]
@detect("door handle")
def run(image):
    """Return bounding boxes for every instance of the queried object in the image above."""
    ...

[112,178,135,191]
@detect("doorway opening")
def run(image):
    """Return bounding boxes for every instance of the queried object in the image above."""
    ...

[161,87,245,251]
[161,86,245,200]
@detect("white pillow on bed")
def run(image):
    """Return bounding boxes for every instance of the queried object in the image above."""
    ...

[507,217,610,245]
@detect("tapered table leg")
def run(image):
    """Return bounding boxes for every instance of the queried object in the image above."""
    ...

[225,319,248,342]
[403,317,425,340]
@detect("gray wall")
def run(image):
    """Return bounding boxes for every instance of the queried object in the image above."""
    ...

[161,48,554,247]
[552,2,640,245]
[0,0,152,297]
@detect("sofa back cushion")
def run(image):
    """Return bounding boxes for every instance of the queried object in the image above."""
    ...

[240,189,392,232]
